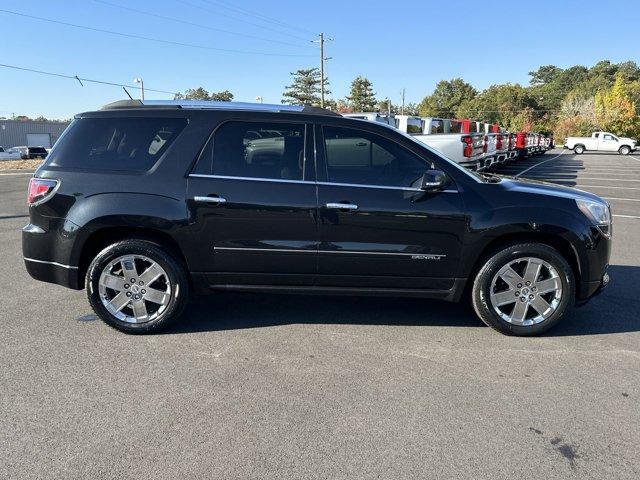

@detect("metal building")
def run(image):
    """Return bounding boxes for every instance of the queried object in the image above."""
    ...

[0,119,70,149]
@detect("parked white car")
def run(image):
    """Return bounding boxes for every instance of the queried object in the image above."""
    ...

[0,146,21,161]
[564,132,637,155]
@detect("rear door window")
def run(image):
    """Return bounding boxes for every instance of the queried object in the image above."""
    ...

[46,117,187,171]
[196,121,306,181]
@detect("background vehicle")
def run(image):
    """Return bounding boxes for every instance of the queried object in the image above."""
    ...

[342,112,396,127]
[24,100,611,337]
[0,146,21,160]
[564,132,637,155]
[11,146,49,160]
[361,115,485,170]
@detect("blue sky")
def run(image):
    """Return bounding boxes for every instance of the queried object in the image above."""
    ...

[1,0,639,119]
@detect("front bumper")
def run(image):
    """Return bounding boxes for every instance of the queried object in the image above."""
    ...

[576,269,609,306]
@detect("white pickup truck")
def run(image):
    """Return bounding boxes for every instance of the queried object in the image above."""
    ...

[0,146,21,161]
[564,132,637,155]
[393,115,484,170]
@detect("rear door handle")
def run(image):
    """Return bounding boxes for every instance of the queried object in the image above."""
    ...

[326,202,358,211]
[194,195,227,205]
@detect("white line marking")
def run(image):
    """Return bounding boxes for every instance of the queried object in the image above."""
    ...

[613,214,640,219]
[628,155,640,162]
[525,177,640,182]
[602,197,640,202]
[573,184,640,190]
[0,172,34,176]
[514,151,565,177]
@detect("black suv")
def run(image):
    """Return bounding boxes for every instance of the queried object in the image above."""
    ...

[23,100,611,335]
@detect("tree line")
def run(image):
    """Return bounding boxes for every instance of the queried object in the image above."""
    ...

[172,59,640,139]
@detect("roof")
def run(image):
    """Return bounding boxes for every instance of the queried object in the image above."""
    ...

[100,99,340,116]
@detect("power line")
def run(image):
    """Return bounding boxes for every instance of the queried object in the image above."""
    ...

[173,0,313,43]
[0,8,315,57]
[199,0,316,36]
[92,0,313,49]
[0,62,179,95]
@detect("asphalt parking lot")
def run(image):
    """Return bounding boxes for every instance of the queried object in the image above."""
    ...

[1,149,639,479]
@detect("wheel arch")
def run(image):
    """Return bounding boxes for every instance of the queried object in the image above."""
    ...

[76,226,190,289]
[466,231,581,298]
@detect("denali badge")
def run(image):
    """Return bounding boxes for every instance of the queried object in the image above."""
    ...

[411,254,446,261]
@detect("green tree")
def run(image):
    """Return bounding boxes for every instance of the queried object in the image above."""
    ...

[174,87,210,100]
[174,87,233,101]
[376,98,396,114]
[210,90,234,102]
[418,78,477,118]
[282,68,328,106]
[595,74,640,137]
[528,65,562,86]
[346,76,377,112]
[455,83,539,130]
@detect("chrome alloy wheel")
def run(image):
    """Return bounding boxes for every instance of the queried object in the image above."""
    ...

[98,255,171,324]
[489,256,563,326]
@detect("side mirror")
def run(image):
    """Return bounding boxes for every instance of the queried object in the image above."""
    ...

[419,169,448,191]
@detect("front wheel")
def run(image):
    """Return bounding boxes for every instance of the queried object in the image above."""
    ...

[619,145,631,155]
[86,240,189,334]
[471,243,575,336]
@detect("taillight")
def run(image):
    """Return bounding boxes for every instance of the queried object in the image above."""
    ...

[483,135,488,153]
[27,178,58,205]
[462,135,473,157]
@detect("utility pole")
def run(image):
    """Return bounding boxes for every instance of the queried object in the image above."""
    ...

[314,33,333,108]
[401,88,406,115]
[134,77,145,101]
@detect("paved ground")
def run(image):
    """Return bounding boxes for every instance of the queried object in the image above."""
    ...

[1,150,639,479]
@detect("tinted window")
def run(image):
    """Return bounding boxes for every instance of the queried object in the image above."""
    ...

[47,117,186,171]
[205,121,305,180]
[406,119,423,134]
[449,121,462,133]
[323,126,428,187]
[430,119,444,134]
[29,147,47,154]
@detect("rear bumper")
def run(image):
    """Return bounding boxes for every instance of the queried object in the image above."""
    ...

[22,221,82,289]
[23,257,81,289]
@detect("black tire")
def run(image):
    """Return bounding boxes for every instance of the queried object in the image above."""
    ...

[86,240,189,334]
[574,145,585,155]
[619,145,631,155]
[471,243,575,336]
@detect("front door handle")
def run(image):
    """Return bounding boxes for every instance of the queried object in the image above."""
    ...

[326,202,358,211]
[194,195,227,205]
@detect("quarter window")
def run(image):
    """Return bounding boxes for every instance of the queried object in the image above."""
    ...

[200,121,305,180]
[322,126,428,188]
[46,117,187,171]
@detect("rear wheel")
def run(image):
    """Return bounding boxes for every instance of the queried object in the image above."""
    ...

[471,243,574,336]
[619,145,631,155]
[86,240,189,334]
[574,145,585,154]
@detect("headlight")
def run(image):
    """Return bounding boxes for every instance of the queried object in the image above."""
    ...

[576,199,611,236]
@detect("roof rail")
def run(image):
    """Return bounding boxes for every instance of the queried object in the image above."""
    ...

[100,99,340,116]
